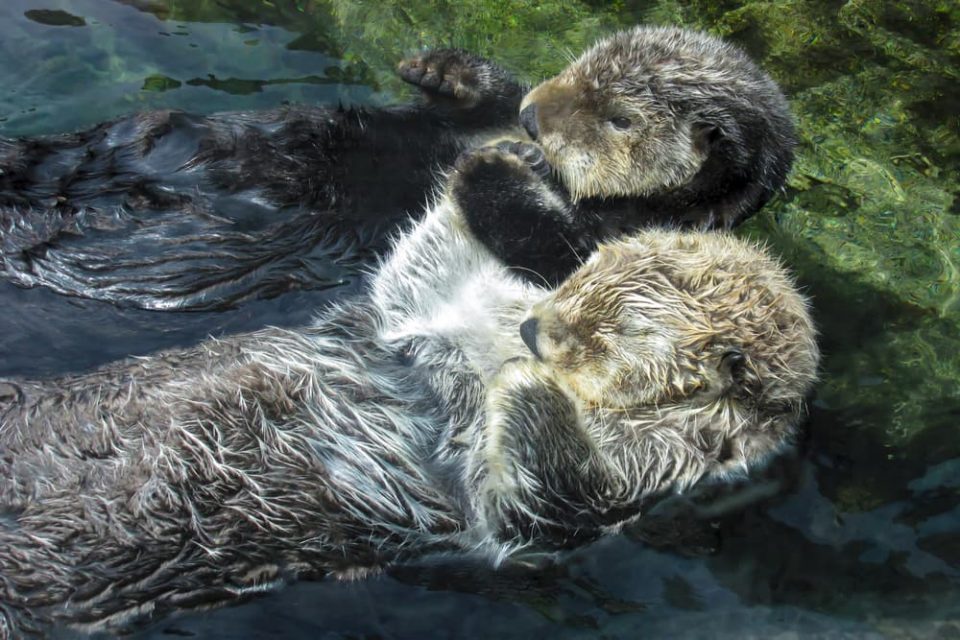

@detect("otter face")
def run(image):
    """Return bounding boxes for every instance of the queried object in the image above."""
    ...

[519,230,819,422]
[520,72,707,202]
[520,272,682,409]
[519,26,795,214]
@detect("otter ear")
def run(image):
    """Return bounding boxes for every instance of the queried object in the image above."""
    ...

[693,121,723,155]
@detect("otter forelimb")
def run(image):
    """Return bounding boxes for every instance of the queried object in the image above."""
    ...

[452,141,591,287]
[471,358,637,548]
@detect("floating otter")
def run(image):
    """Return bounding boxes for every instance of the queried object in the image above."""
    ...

[0,137,819,636]
[0,49,524,310]
[0,26,794,310]
[459,25,796,284]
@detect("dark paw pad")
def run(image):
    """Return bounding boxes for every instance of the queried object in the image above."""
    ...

[398,49,483,106]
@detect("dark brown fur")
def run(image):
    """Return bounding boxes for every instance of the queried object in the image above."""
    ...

[0,50,523,311]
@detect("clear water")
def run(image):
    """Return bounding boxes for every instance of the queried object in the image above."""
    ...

[2,0,959,638]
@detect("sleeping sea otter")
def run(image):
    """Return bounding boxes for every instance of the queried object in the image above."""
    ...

[0,138,817,637]
[458,25,796,284]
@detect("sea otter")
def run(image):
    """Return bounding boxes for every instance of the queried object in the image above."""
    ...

[0,26,794,309]
[0,139,819,636]
[459,25,797,285]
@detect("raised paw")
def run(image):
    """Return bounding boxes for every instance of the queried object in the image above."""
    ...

[454,143,542,189]
[493,140,551,179]
[454,140,550,178]
[397,49,523,117]
[398,49,487,107]
[448,138,582,286]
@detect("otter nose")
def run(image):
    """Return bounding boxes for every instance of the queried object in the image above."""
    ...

[519,104,539,141]
[519,318,541,359]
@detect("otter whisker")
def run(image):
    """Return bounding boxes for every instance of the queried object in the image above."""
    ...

[504,264,552,289]
[558,233,585,266]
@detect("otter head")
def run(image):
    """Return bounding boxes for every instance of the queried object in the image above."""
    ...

[520,26,796,225]
[520,229,819,477]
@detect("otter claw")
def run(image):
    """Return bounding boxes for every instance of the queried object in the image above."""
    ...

[494,141,551,178]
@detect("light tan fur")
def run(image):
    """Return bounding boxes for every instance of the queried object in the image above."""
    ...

[517,26,796,229]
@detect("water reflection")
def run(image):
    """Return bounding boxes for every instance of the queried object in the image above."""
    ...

[0,0,379,136]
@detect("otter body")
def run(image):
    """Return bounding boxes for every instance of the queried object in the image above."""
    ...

[0,136,818,635]
[0,50,524,310]
[1,27,795,309]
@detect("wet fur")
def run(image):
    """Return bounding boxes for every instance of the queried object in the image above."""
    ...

[0,140,817,635]
[457,26,797,285]
[0,50,524,310]
[1,28,794,309]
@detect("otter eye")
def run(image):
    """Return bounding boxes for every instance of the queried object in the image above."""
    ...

[609,116,632,130]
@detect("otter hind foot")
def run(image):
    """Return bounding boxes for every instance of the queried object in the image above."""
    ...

[397,49,523,116]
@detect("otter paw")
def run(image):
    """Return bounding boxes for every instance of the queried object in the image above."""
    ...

[451,143,578,286]
[398,48,489,107]
[493,140,551,180]
[453,144,543,186]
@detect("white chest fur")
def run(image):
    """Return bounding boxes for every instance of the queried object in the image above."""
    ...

[371,196,542,382]
[387,263,534,380]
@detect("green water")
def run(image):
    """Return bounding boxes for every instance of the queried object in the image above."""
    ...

[2,0,959,637]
